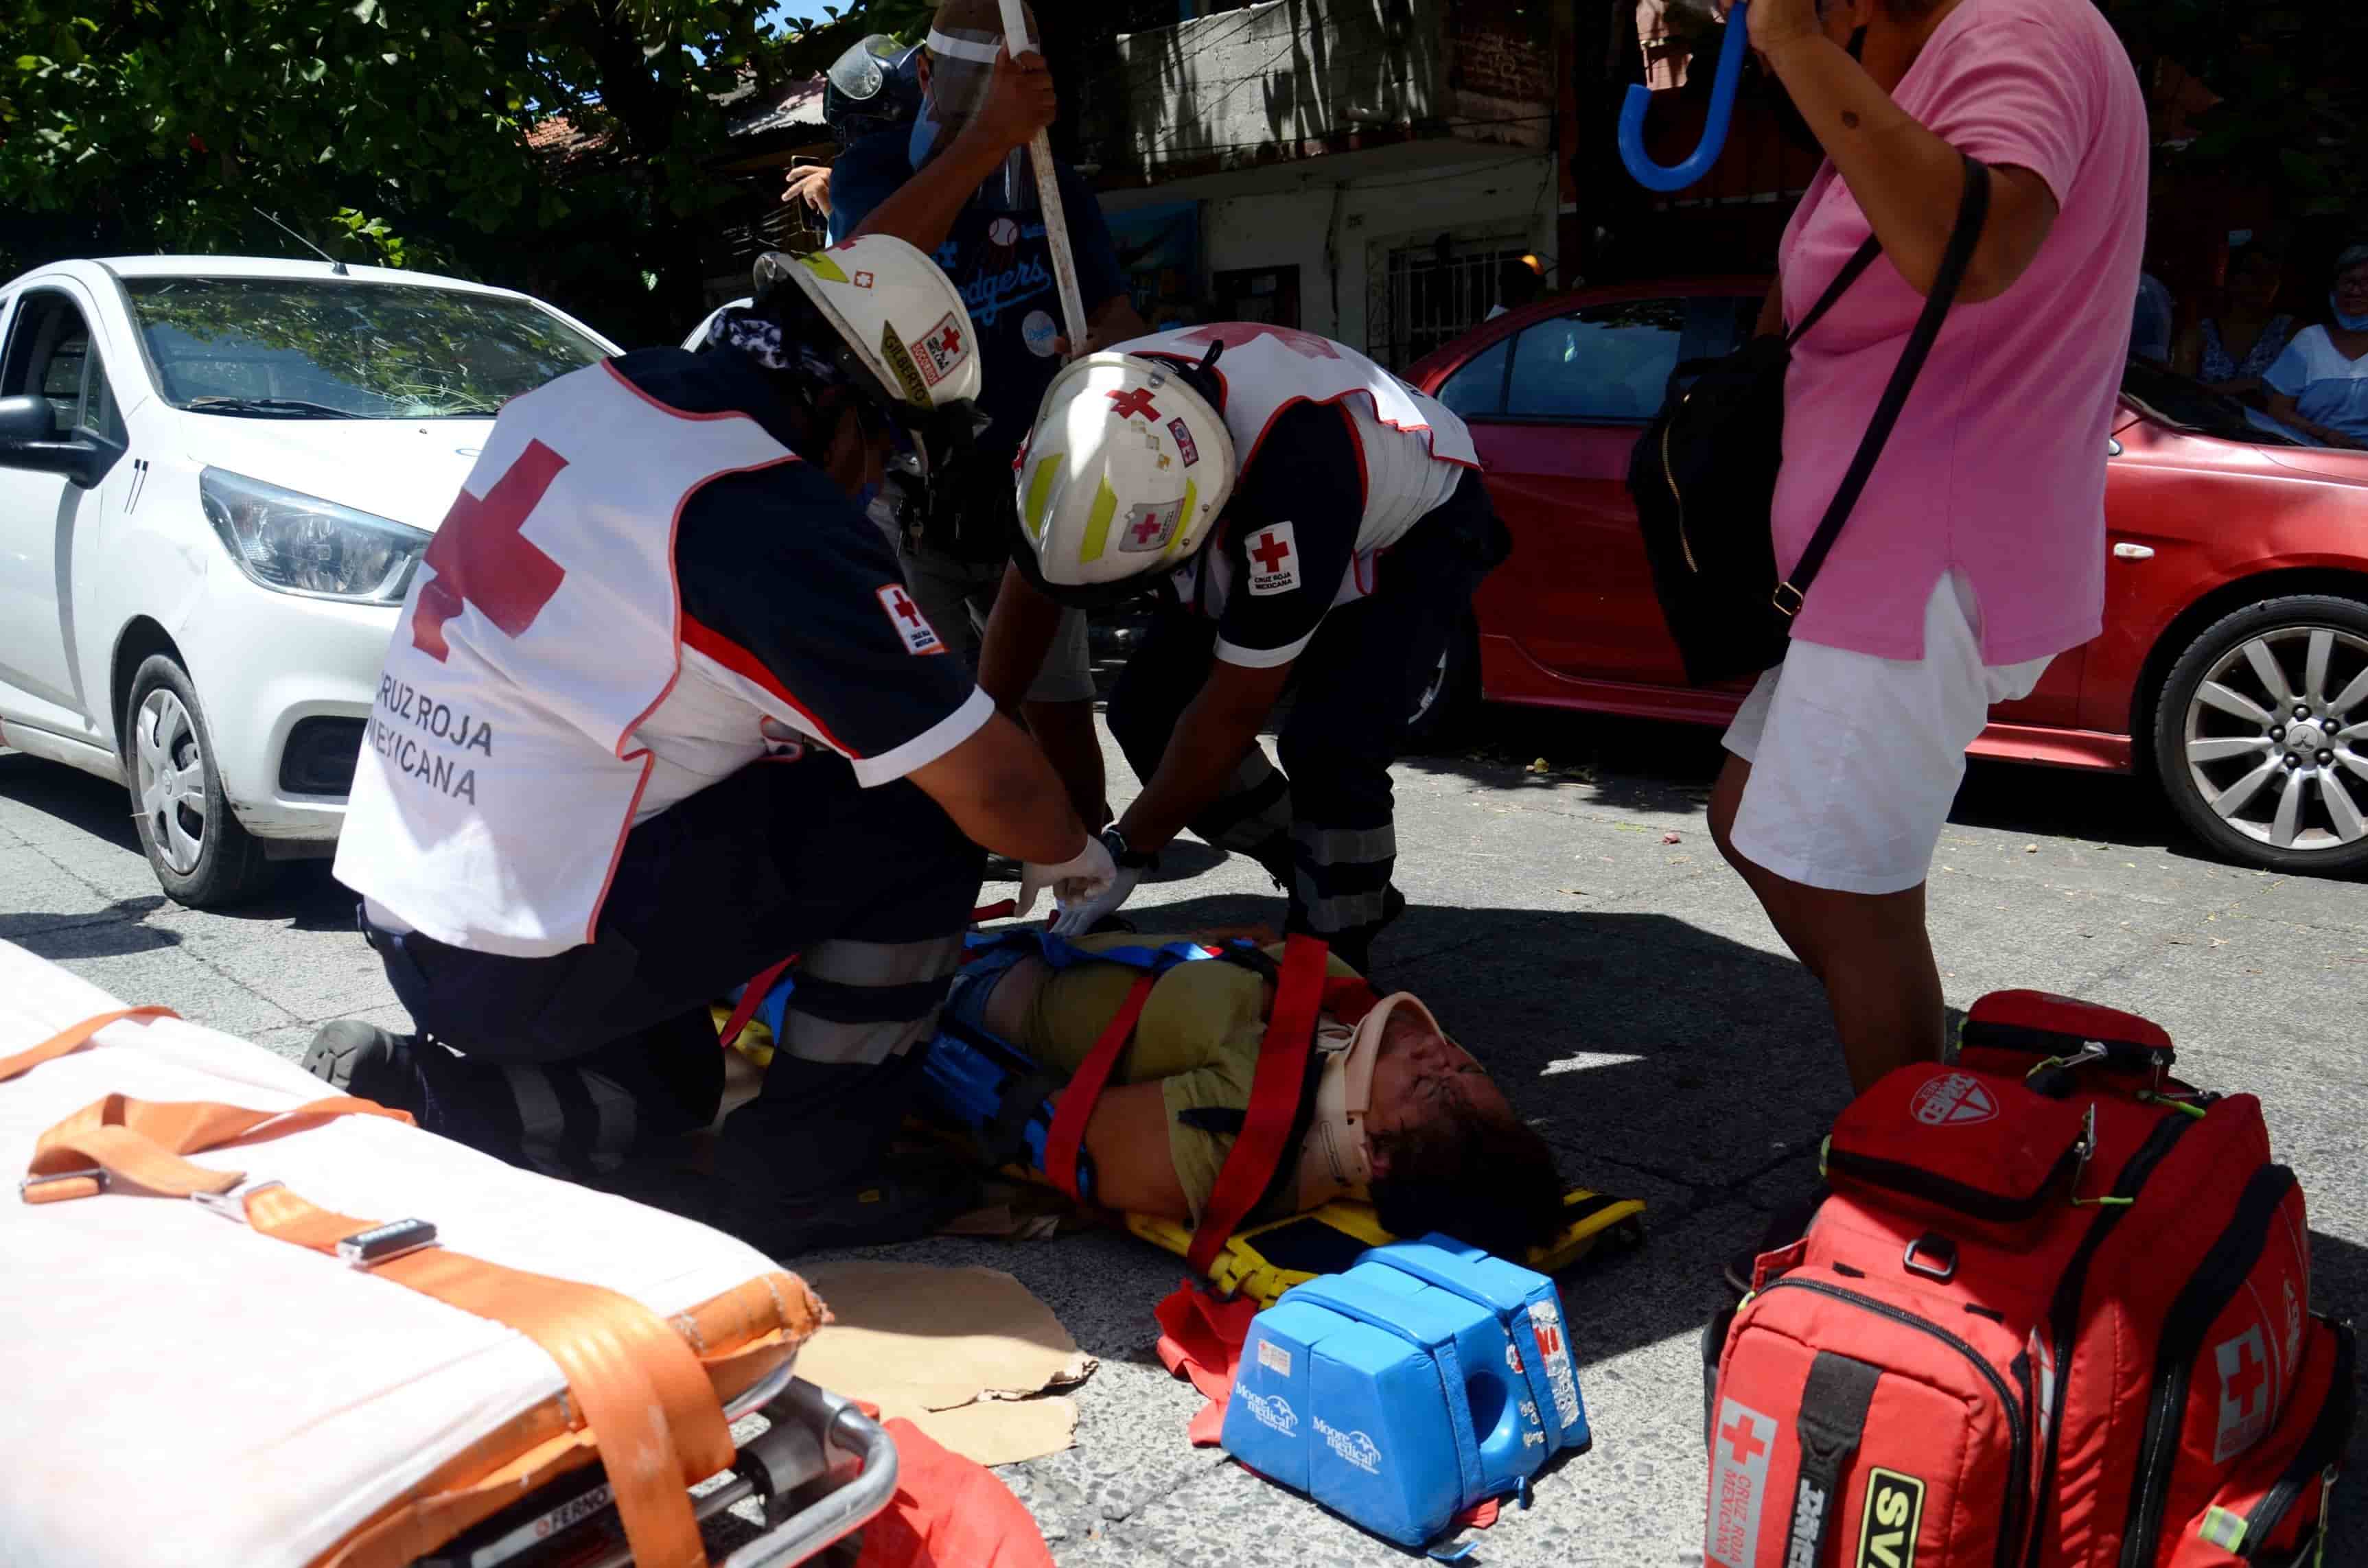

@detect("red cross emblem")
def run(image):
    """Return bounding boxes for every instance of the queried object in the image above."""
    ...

[1174,322,1341,360]
[886,587,922,624]
[932,323,963,359]
[1251,530,1292,572]
[1719,1413,1767,1467]
[1108,386,1161,421]
[1129,513,1168,546]
[2226,1336,2267,1412]
[412,440,570,663]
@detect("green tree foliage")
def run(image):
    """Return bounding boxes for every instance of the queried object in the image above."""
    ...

[2106,1,2368,224]
[0,0,914,342]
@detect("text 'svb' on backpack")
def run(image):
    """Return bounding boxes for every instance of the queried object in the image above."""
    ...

[1702,991,2355,1568]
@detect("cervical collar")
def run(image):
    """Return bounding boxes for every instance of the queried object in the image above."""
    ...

[1295,992,1445,1209]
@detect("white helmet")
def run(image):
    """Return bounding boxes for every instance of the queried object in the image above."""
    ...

[758,233,982,412]
[1011,348,1235,602]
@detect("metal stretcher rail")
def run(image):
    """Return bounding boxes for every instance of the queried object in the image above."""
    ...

[421,1379,898,1568]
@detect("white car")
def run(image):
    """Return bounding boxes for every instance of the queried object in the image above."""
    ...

[0,256,618,906]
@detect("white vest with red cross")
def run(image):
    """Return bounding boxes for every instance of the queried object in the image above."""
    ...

[333,361,793,959]
[1121,323,1478,553]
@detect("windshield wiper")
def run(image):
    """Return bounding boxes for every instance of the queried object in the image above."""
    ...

[185,396,362,419]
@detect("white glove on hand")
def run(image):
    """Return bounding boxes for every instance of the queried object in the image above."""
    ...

[1051,827,1152,935]
[1052,864,1141,935]
[1015,831,1117,921]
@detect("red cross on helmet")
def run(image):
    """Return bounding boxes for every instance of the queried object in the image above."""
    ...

[1011,348,1235,604]
[758,233,982,412]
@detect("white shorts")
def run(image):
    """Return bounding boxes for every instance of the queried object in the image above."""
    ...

[1722,572,2055,896]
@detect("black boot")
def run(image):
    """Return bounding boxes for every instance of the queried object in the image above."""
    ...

[302,1020,429,1116]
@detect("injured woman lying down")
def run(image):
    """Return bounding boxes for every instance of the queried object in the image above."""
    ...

[918,931,1570,1261]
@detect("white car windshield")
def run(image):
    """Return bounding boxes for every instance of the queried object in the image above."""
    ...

[125,277,609,419]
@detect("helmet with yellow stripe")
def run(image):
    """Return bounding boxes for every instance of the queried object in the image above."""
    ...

[758,233,983,412]
[1009,346,1235,607]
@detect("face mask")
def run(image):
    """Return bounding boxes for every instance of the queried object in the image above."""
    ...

[2332,292,2368,333]
[906,101,940,169]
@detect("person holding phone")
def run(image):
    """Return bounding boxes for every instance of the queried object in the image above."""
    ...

[1705,0,2148,1094]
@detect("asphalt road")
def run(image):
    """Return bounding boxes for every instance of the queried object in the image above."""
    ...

[5,702,2365,1567]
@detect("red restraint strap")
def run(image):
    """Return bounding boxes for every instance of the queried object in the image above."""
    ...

[1043,973,1157,1203]
[717,955,797,1053]
[1187,934,1331,1278]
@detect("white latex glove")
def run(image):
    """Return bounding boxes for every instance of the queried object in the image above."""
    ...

[1015,831,1116,921]
[1051,865,1142,935]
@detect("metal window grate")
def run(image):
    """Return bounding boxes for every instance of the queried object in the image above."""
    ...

[1371,239,1531,368]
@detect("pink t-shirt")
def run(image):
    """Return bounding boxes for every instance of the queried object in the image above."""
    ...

[1774,0,2148,664]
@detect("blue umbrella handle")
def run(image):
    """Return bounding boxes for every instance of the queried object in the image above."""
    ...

[1618,1,1752,194]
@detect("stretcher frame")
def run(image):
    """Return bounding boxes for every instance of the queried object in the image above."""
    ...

[420,1376,897,1568]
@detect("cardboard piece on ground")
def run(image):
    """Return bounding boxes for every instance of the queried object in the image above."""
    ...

[798,1262,1095,1466]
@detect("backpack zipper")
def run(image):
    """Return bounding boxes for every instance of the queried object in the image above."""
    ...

[2022,1108,2198,1568]
[1759,1276,2031,1568]
[2118,1162,2300,1567]
[2240,1318,2355,1558]
[1662,390,1698,572]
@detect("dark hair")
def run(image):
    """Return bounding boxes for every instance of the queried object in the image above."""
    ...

[1369,1101,1568,1261]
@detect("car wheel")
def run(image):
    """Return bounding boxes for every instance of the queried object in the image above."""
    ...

[2151,595,2368,875]
[1404,615,1479,750]
[125,653,277,907]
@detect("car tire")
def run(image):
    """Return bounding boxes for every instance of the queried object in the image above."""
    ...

[1404,614,1480,751]
[2151,594,2368,876]
[124,653,278,908]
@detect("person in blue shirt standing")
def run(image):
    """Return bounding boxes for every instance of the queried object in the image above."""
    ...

[824,0,1146,828]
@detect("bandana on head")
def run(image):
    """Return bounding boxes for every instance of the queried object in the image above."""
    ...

[706,305,846,386]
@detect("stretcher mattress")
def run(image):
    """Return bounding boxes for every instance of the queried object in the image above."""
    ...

[0,941,822,1568]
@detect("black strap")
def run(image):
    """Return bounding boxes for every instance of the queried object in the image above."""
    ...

[1786,236,1885,347]
[1791,1353,1883,1565]
[1779,155,1995,616]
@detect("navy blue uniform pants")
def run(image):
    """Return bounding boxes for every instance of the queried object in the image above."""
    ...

[1106,472,1507,971]
[359,757,984,1191]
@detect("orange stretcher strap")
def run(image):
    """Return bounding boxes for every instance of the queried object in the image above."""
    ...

[1043,972,1158,1204]
[19,1092,732,1568]
[1187,933,1330,1278]
[0,1006,178,1083]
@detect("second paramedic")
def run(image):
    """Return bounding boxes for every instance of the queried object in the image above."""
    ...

[984,324,1511,970]
[312,238,1113,1253]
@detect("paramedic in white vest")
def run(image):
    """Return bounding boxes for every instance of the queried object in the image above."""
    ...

[314,237,1115,1252]
[986,324,1511,970]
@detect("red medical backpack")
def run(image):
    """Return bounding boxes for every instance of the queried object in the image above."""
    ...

[1704,991,2354,1568]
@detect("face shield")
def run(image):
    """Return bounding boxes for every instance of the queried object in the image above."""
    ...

[914,15,1033,209]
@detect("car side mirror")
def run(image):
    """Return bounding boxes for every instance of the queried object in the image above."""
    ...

[0,393,58,443]
[0,392,120,488]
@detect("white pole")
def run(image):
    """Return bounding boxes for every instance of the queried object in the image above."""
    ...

[996,0,1089,359]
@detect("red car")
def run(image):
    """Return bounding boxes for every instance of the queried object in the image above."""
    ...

[1406,279,2368,876]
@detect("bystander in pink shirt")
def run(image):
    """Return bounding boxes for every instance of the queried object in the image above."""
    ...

[1773,0,2148,665]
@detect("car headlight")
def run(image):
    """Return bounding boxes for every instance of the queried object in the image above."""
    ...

[199,468,428,603]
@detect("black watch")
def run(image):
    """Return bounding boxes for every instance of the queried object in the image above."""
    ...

[1100,825,1159,871]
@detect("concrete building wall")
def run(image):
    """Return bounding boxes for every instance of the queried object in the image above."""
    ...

[1104,145,1557,362]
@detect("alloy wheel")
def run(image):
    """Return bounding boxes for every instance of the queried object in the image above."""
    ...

[2181,624,2368,853]
[134,686,210,876]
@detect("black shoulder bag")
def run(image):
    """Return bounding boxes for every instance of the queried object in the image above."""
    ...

[1628,154,1993,686]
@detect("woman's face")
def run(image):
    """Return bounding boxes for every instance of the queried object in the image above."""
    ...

[1364,1011,1514,1178]
[2230,252,2284,314]
[2334,263,2368,323]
